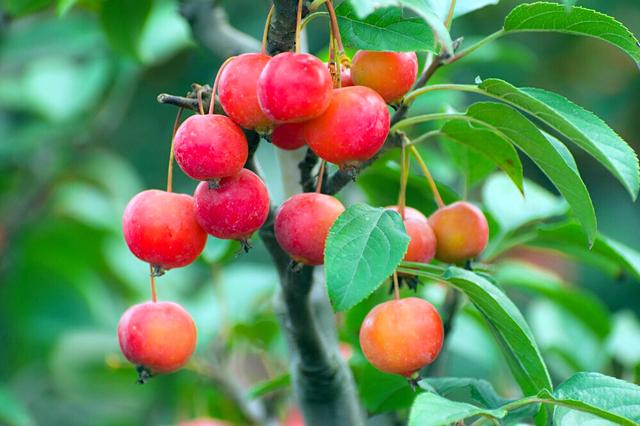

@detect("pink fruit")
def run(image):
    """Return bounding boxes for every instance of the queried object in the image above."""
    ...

[351,51,418,103]
[218,53,272,132]
[274,193,345,265]
[304,86,390,168]
[122,190,207,271]
[271,122,307,150]
[387,206,437,263]
[174,114,248,181]
[194,169,270,243]
[257,52,333,123]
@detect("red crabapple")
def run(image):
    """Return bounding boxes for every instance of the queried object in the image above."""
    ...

[122,190,207,272]
[173,114,248,182]
[193,169,269,246]
[118,301,197,381]
[359,297,443,377]
[428,201,489,264]
[304,86,389,169]
[275,193,345,265]
[271,122,307,151]
[257,52,333,123]
[351,51,418,103]
[387,206,436,263]
[218,53,272,132]
[339,67,353,87]
[179,419,231,426]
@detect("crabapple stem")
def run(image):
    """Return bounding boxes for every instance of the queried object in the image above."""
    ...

[196,87,205,115]
[261,5,275,55]
[315,160,326,193]
[445,0,456,30]
[208,56,236,115]
[308,0,327,11]
[295,0,303,54]
[397,141,409,220]
[409,145,445,208]
[325,0,345,57]
[149,264,158,302]
[166,107,184,193]
[392,272,400,301]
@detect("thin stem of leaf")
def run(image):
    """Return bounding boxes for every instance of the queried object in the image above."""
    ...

[445,29,505,65]
[445,0,456,29]
[261,5,275,55]
[166,107,184,193]
[391,112,464,132]
[300,11,328,30]
[407,130,443,146]
[308,0,327,11]
[409,145,445,208]
[397,141,409,218]
[403,83,480,105]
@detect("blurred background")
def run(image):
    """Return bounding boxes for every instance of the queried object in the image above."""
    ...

[1,0,639,425]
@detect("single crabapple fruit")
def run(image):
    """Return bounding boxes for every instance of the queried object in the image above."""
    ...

[122,190,207,272]
[218,53,272,132]
[193,169,270,246]
[386,206,436,263]
[271,122,307,151]
[118,301,197,381]
[304,86,389,170]
[428,201,489,264]
[351,51,418,103]
[359,297,443,377]
[274,193,345,266]
[173,114,248,182]
[257,52,333,123]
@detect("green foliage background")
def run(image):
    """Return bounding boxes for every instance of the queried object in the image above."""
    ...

[0,0,639,425]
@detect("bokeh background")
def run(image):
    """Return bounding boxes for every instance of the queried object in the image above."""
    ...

[1,0,639,425]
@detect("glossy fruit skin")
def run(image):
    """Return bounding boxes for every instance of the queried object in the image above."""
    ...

[179,419,231,426]
[118,301,197,374]
[218,53,272,132]
[359,297,443,376]
[387,206,436,263]
[257,52,333,123]
[304,86,390,167]
[428,201,489,264]
[271,122,307,150]
[122,190,207,270]
[339,67,353,87]
[351,51,418,103]
[174,114,248,181]
[194,169,270,240]
[275,193,345,265]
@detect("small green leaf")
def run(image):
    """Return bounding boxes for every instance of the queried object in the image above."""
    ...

[477,79,640,200]
[325,204,410,311]
[409,392,507,426]
[337,2,436,52]
[546,372,640,425]
[504,2,640,65]
[100,0,152,59]
[463,102,597,243]
[347,0,453,55]
[440,120,524,193]
[356,361,417,412]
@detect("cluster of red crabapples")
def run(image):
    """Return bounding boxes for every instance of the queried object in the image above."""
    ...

[117,46,490,382]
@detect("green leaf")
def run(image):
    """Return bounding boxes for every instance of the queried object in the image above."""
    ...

[440,119,524,193]
[482,173,566,234]
[440,138,497,190]
[421,377,508,408]
[325,204,410,311]
[546,372,640,425]
[401,266,552,396]
[336,2,436,52]
[503,2,640,65]
[347,0,453,55]
[100,0,152,59]
[408,392,506,426]
[356,361,418,412]
[531,221,640,282]
[462,102,597,243]
[477,78,640,200]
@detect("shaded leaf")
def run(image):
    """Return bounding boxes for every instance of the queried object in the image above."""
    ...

[409,392,506,425]
[100,0,152,59]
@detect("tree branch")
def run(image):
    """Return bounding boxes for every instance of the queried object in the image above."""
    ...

[180,0,262,57]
